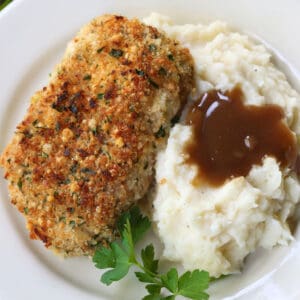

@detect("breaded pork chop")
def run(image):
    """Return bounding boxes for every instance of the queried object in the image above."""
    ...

[0,15,194,256]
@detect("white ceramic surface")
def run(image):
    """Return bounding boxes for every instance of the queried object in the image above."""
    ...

[0,1,299,299]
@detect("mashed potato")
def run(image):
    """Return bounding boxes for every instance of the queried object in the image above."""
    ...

[144,13,300,277]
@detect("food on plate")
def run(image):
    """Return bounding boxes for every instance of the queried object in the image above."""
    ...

[1,11,300,299]
[144,13,300,277]
[93,207,210,300]
[0,14,194,256]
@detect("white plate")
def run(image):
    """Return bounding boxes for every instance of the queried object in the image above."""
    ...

[0,0,300,299]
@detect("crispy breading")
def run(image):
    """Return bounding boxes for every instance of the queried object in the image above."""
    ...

[0,15,194,256]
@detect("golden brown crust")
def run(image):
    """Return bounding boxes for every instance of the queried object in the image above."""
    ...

[0,15,194,256]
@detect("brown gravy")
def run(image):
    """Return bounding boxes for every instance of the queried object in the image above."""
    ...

[184,86,298,186]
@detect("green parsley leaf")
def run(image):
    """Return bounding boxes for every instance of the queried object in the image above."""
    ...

[93,207,212,299]
[93,247,115,269]
[135,272,156,283]
[141,244,158,274]
[145,284,162,295]
[161,268,178,293]
[0,0,12,11]
[131,216,151,244]
[117,206,151,244]
[178,270,210,300]
[143,295,163,300]
[100,242,131,285]
[101,262,130,285]
[165,296,176,300]
[121,220,135,255]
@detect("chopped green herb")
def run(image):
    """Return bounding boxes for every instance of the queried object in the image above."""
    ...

[51,102,65,113]
[168,54,174,61]
[143,161,149,170]
[109,49,123,58]
[23,169,31,176]
[55,122,60,131]
[89,98,96,108]
[25,177,32,183]
[32,119,39,126]
[148,44,157,52]
[155,126,166,138]
[24,207,29,215]
[135,69,145,76]
[101,149,112,160]
[21,131,33,138]
[59,216,66,223]
[148,78,159,89]
[93,207,210,299]
[129,104,135,112]
[97,93,104,100]
[81,167,96,175]
[83,74,92,80]
[68,207,75,213]
[78,220,86,227]
[69,103,78,114]
[91,127,98,135]
[41,152,49,158]
[97,47,105,53]
[17,178,22,190]
[69,220,76,228]
[62,178,71,185]
[158,67,167,76]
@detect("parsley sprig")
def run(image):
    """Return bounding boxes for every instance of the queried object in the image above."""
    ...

[0,0,12,11]
[93,207,210,300]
